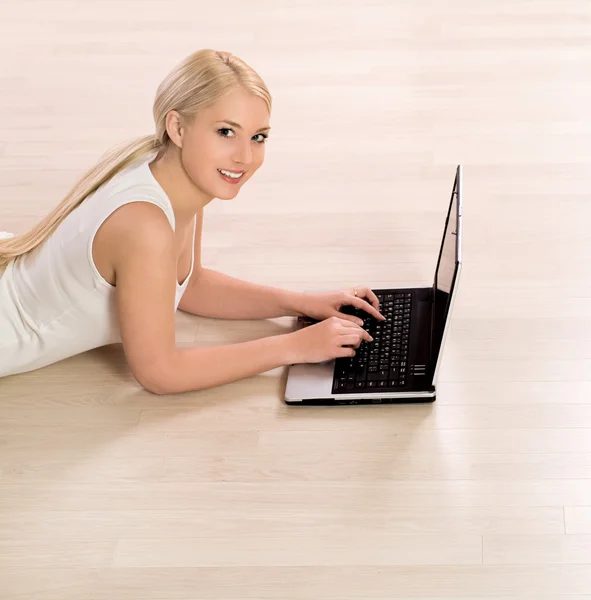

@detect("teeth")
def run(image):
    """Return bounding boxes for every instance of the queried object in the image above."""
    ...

[219,169,243,179]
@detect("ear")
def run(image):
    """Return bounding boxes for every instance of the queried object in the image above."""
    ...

[165,110,185,149]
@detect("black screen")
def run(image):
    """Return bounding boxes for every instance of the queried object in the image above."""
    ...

[430,169,461,371]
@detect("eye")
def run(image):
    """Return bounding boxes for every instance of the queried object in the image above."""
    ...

[217,128,235,138]
[217,128,268,144]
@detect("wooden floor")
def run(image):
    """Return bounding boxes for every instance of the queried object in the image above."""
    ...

[2,0,591,598]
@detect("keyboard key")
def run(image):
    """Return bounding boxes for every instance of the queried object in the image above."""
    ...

[368,370,388,381]
[355,366,367,379]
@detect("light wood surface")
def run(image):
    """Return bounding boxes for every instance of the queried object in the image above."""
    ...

[1,0,591,598]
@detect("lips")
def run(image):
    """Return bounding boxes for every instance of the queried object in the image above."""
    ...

[217,169,244,184]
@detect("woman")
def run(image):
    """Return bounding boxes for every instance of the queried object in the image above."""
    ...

[0,49,384,393]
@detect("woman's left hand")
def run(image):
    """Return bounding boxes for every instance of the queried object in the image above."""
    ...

[296,286,386,326]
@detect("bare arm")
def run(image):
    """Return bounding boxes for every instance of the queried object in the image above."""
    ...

[178,210,305,320]
[178,267,306,319]
[111,203,295,395]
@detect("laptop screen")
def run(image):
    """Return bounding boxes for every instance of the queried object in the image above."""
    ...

[430,167,462,380]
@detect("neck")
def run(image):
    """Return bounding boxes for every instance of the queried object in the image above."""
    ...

[148,147,213,231]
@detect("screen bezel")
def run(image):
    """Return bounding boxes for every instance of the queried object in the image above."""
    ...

[430,165,463,384]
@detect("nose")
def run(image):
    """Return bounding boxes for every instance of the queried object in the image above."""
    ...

[232,140,252,166]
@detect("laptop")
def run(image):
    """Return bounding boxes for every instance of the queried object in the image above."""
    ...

[284,165,463,405]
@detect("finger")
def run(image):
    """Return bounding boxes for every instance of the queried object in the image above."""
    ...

[349,295,386,321]
[341,329,373,343]
[337,346,357,358]
[339,318,367,331]
[339,334,360,348]
[337,313,364,327]
[340,334,364,348]
[364,288,382,312]
[353,286,381,310]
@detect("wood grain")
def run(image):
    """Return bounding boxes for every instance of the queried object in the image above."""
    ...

[1,0,590,598]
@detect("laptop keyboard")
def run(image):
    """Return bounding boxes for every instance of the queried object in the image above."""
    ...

[332,292,412,394]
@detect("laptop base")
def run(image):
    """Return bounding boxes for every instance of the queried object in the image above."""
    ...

[285,392,436,406]
[284,286,437,406]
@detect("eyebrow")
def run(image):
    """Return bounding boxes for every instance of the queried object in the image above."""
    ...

[217,120,271,133]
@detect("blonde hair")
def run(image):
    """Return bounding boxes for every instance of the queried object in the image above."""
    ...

[0,49,271,269]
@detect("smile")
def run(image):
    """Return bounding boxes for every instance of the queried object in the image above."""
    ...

[217,169,244,183]
[217,169,244,180]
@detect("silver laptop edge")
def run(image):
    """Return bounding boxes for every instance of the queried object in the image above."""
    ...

[432,165,463,384]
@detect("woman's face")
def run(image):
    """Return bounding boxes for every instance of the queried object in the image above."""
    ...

[179,87,271,200]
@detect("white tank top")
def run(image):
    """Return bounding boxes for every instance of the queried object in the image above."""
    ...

[0,154,196,378]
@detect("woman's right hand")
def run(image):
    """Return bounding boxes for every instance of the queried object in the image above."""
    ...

[285,316,374,364]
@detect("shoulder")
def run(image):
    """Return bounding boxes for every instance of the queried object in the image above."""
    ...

[108,201,174,246]
[94,201,175,283]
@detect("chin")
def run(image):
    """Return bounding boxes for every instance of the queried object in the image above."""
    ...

[215,189,241,200]
[214,182,243,199]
